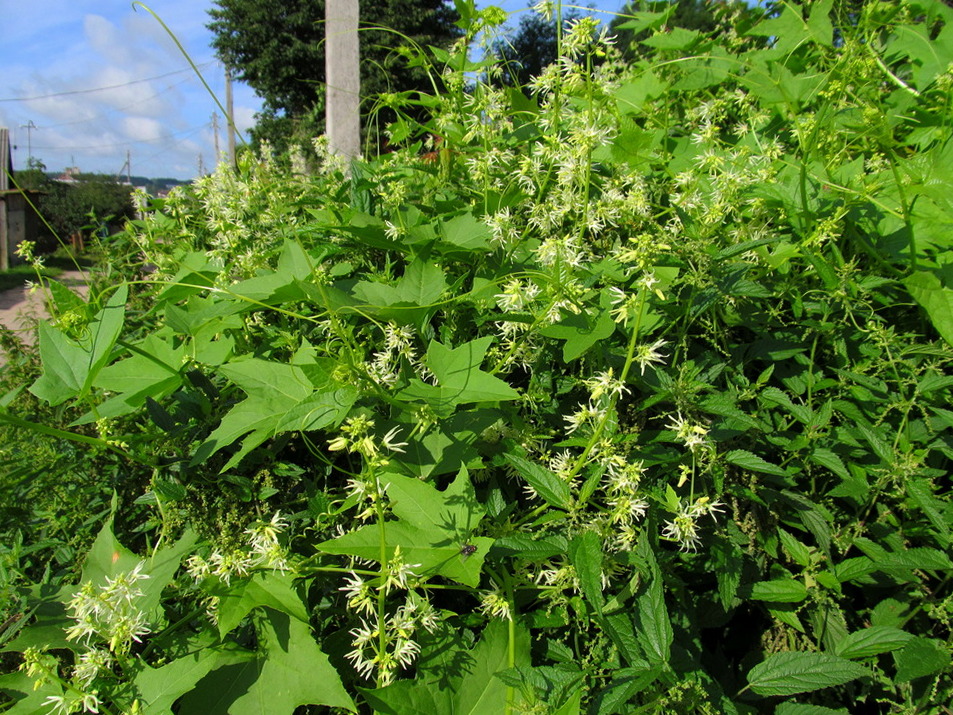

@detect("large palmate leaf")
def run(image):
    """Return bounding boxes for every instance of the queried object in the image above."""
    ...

[30,283,128,406]
[178,610,354,714]
[317,470,492,587]
[213,570,310,639]
[363,619,530,715]
[194,354,356,470]
[134,650,223,715]
[400,337,519,416]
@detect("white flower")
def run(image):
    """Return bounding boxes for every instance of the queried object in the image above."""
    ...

[479,588,512,621]
[583,369,630,401]
[634,339,668,375]
[381,427,408,453]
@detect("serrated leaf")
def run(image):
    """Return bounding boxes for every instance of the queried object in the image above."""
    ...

[905,270,953,346]
[213,571,310,638]
[747,651,868,696]
[227,610,354,714]
[636,575,672,666]
[749,579,809,603]
[490,534,568,560]
[877,547,953,573]
[809,448,851,481]
[504,453,571,509]
[778,529,812,567]
[711,537,743,609]
[569,531,604,615]
[775,703,849,715]
[893,637,951,682]
[834,626,913,659]
[30,284,128,405]
[725,449,788,476]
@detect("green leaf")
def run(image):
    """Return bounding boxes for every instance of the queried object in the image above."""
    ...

[360,681,454,715]
[134,650,223,714]
[401,337,519,414]
[453,619,531,714]
[775,704,849,715]
[504,453,571,509]
[905,269,953,346]
[747,651,869,696]
[539,308,616,362]
[491,533,568,561]
[0,670,64,715]
[893,637,951,682]
[569,530,604,615]
[711,537,743,609]
[725,449,788,477]
[30,284,128,405]
[592,665,662,714]
[318,473,492,588]
[834,626,913,660]
[636,574,672,666]
[214,571,310,639]
[749,579,809,603]
[639,27,701,50]
[809,448,851,481]
[195,356,355,469]
[183,610,353,714]
[778,529,812,568]
[441,211,491,252]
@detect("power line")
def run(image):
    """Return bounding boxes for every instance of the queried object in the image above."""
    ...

[29,121,212,153]
[0,63,216,103]
[30,74,201,131]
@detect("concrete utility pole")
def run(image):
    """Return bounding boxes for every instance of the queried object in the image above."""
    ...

[225,69,236,166]
[1,128,10,270]
[20,120,37,168]
[326,0,361,162]
[212,112,221,166]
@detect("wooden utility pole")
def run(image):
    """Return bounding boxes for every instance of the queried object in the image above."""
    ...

[326,0,361,162]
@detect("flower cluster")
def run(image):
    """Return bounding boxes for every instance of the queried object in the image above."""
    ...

[662,497,725,552]
[65,562,151,656]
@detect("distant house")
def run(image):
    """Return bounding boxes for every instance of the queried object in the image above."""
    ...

[53,166,81,184]
[0,127,44,270]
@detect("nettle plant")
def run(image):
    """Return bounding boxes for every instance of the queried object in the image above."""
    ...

[3,0,953,712]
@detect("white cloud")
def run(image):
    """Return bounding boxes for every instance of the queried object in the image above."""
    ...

[122,116,164,143]
[2,1,263,179]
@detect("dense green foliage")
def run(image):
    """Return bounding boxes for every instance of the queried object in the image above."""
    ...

[11,169,135,252]
[3,0,953,713]
[207,0,460,152]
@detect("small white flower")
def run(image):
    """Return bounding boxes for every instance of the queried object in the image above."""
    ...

[634,339,668,375]
[381,427,408,453]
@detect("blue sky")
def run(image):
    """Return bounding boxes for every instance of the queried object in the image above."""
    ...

[0,1,623,180]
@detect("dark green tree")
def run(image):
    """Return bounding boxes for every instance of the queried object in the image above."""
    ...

[207,0,461,154]
[13,172,135,251]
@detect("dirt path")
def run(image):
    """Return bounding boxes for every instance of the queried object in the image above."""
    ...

[0,270,90,352]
